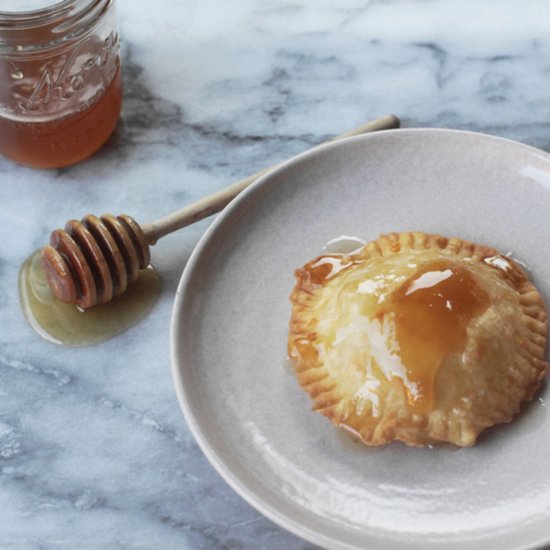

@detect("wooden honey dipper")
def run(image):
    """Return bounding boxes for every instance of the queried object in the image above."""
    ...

[41,115,400,308]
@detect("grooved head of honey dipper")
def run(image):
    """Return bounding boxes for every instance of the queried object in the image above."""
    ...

[41,245,78,304]
[40,213,151,309]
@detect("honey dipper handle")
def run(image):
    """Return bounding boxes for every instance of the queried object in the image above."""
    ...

[141,114,400,244]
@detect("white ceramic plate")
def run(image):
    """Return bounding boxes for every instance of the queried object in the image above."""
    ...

[171,129,550,550]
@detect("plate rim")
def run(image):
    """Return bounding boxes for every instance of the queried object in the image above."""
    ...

[170,127,550,550]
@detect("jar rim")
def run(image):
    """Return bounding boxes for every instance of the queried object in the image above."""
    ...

[0,1,73,18]
[0,0,114,54]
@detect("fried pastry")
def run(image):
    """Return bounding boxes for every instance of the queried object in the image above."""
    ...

[288,232,548,447]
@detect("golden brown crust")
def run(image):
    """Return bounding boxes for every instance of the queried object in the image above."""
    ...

[288,231,548,447]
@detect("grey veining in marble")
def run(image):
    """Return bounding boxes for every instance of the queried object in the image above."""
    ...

[2,0,550,548]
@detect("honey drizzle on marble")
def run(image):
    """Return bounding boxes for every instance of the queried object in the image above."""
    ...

[19,250,160,347]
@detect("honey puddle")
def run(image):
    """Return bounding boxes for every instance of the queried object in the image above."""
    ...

[19,250,160,346]
[321,235,366,255]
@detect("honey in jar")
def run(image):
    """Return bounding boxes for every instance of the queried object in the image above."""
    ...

[0,0,122,169]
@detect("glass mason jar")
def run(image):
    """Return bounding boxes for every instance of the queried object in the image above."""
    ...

[0,0,121,169]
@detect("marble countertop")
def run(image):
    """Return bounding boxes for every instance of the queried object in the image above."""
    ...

[2,0,550,548]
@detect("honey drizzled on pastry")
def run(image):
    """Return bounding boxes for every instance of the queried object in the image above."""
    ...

[375,260,490,415]
[288,232,548,447]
